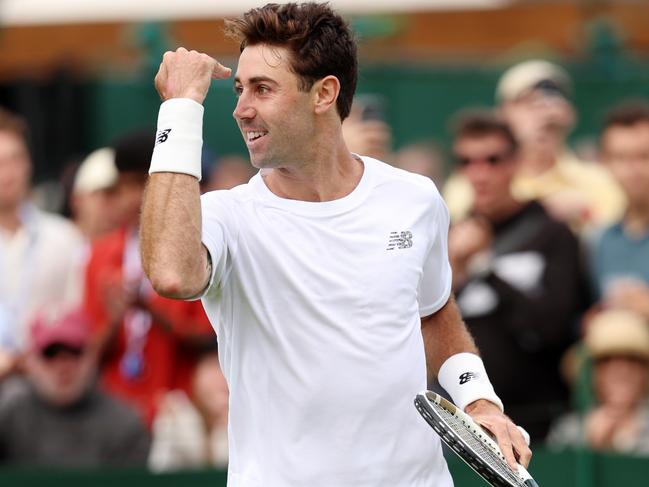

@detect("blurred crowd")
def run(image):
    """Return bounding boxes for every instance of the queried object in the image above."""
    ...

[1,57,649,470]
[0,116,246,469]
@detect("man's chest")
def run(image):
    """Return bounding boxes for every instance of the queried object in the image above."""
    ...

[233,207,433,304]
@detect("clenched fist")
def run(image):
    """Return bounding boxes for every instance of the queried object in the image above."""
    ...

[154,47,232,104]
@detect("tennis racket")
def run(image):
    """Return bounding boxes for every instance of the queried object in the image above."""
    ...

[414,390,539,487]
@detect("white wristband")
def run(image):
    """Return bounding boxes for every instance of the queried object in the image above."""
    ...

[438,352,504,412]
[149,98,204,180]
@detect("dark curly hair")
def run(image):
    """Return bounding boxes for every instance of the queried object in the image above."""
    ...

[225,2,358,121]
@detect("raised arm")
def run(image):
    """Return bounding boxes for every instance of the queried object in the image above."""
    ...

[140,48,231,299]
[140,173,207,298]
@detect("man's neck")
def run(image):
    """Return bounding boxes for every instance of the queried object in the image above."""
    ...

[623,201,649,237]
[0,206,23,234]
[261,130,363,202]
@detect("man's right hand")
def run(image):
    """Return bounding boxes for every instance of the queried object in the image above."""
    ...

[154,47,232,104]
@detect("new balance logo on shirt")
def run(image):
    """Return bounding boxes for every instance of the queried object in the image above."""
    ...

[386,231,413,251]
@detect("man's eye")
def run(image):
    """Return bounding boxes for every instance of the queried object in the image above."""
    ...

[257,85,270,95]
[234,86,243,96]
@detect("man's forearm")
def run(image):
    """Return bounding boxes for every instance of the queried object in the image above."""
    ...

[421,295,504,413]
[421,295,478,381]
[140,173,208,299]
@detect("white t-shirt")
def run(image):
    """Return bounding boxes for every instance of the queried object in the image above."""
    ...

[200,157,453,487]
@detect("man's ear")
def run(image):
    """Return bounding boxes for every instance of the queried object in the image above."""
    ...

[313,75,340,116]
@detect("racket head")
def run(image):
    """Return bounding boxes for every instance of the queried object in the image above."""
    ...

[414,391,527,487]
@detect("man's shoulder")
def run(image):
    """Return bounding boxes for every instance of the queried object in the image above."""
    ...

[0,378,34,417]
[524,201,577,239]
[589,220,626,249]
[364,157,442,204]
[201,179,256,209]
[91,389,148,431]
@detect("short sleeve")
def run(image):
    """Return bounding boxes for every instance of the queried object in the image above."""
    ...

[418,195,452,317]
[196,192,236,299]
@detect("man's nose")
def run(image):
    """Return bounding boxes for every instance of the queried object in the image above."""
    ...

[233,93,256,120]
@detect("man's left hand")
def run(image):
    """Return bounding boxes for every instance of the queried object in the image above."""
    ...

[464,399,532,471]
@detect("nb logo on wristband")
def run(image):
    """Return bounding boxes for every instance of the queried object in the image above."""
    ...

[459,371,480,385]
[156,128,172,145]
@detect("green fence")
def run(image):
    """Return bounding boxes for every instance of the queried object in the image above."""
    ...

[84,59,649,161]
[2,448,648,487]
[83,17,649,163]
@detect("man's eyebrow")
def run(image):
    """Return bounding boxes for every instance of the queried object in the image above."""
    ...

[233,76,279,86]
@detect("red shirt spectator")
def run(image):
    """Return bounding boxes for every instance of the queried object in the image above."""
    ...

[85,226,213,426]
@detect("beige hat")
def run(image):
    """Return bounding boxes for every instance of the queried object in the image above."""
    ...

[72,147,118,194]
[496,59,572,103]
[585,310,649,360]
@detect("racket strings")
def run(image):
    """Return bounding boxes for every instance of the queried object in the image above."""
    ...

[438,408,524,485]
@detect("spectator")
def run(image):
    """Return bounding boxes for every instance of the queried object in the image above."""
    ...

[548,309,649,455]
[0,354,11,381]
[342,96,392,162]
[590,101,649,319]
[149,349,229,472]
[0,306,150,467]
[448,111,583,441]
[444,60,625,232]
[70,147,120,242]
[394,141,446,187]
[0,107,85,353]
[84,130,213,426]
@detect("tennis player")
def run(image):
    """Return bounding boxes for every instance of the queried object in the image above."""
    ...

[140,3,531,486]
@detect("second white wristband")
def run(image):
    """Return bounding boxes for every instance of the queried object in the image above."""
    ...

[149,98,204,181]
[438,352,504,412]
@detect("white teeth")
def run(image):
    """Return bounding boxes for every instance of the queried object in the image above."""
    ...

[246,131,267,141]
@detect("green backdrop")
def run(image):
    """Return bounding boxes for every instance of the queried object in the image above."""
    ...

[2,448,647,486]
[84,57,649,162]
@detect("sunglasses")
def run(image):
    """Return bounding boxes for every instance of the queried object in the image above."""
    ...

[454,151,514,167]
[41,343,84,360]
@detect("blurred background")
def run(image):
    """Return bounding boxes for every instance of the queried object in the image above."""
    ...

[1,0,649,486]
[2,0,648,185]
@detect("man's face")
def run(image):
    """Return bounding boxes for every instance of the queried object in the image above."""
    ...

[233,44,317,169]
[72,187,120,239]
[0,130,31,211]
[454,134,517,218]
[601,122,649,205]
[594,356,648,409]
[26,344,94,407]
[501,90,574,147]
